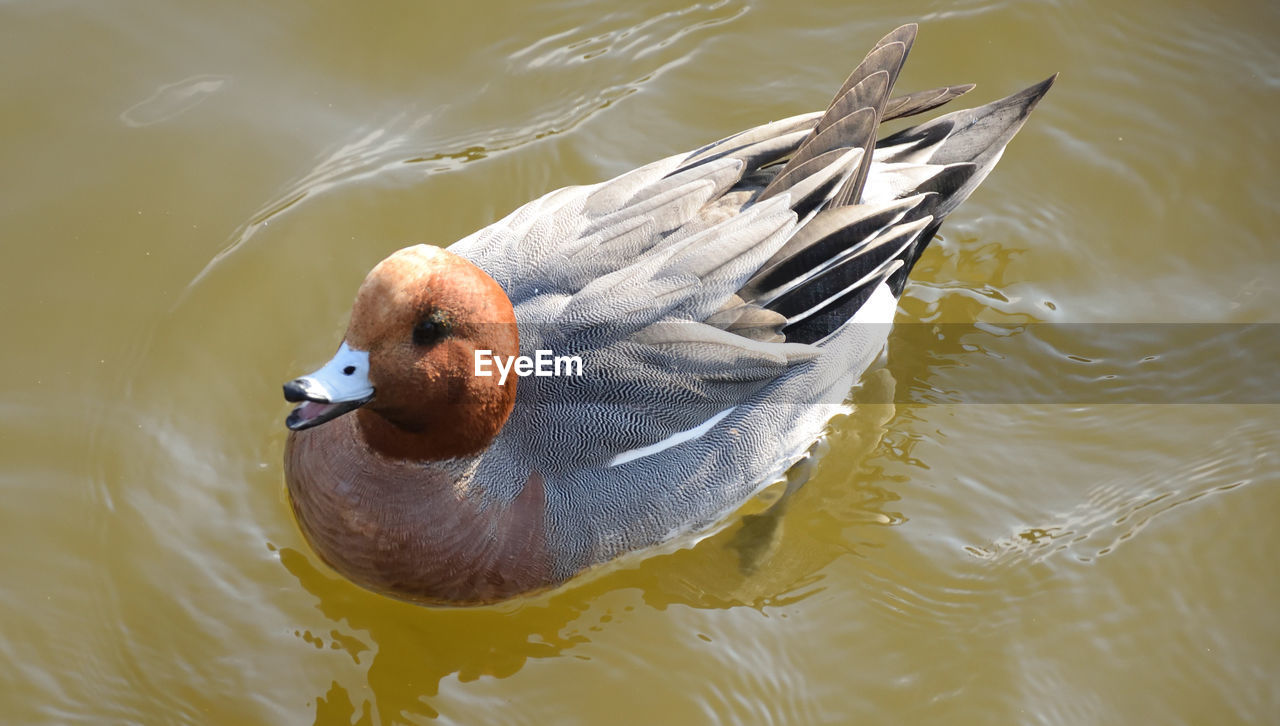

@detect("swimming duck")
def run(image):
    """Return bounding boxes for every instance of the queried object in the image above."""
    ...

[282,24,1054,605]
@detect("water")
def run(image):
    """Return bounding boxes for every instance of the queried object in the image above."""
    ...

[1,0,1276,723]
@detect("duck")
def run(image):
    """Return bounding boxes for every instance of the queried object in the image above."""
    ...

[282,24,1055,606]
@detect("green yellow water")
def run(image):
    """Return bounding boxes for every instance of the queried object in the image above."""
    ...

[2,0,1277,723]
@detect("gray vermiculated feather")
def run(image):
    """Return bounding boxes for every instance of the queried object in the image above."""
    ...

[456,155,745,300]
[483,194,805,476]
[513,194,799,388]
[580,155,687,217]
[620,153,744,211]
[441,27,1054,578]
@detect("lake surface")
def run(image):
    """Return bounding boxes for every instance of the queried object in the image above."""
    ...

[2,0,1277,723]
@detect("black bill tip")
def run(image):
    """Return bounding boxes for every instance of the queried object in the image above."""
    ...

[283,379,311,403]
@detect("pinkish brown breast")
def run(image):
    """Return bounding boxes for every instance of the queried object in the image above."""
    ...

[283,414,556,605]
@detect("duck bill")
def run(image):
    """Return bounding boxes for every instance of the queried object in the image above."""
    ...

[283,342,375,431]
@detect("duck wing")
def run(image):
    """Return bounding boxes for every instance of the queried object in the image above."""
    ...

[452,25,1054,472]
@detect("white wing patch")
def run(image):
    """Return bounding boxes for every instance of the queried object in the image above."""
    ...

[607,407,738,468]
[852,281,898,327]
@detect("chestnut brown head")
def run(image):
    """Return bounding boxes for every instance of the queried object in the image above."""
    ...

[284,245,519,461]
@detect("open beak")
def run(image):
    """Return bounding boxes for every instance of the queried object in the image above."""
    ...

[283,342,374,431]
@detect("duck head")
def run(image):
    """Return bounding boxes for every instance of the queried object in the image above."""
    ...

[284,245,519,461]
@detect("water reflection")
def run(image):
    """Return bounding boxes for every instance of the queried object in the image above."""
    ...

[279,546,590,723]
[276,369,902,722]
[968,426,1266,566]
[120,75,229,128]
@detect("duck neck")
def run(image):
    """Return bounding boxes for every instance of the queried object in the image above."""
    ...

[354,400,506,462]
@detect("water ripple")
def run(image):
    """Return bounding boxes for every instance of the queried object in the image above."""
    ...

[966,415,1273,566]
[180,2,749,306]
[119,74,229,127]
[509,0,748,67]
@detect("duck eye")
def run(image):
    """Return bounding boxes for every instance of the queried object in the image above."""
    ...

[413,317,447,346]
